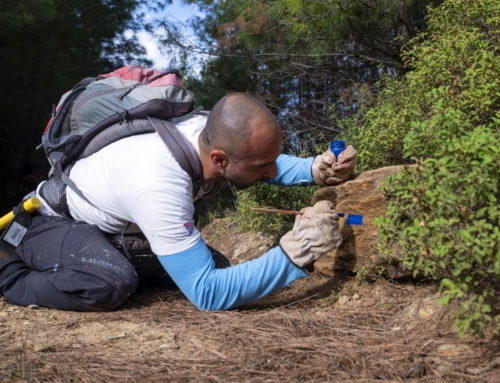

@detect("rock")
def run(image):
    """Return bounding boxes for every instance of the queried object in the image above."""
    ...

[404,296,443,320]
[418,297,440,319]
[437,344,472,357]
[352,293,360,300]
[347,299,361,308]
[6,307,14,312]
[33,343,50,352]
[159,342,180,350]
[314,311,327,319]
[336,295,350,306]
[28,304,39,310]
[108,333,127,340]
[436,364,451,373]
[311,166,412,279]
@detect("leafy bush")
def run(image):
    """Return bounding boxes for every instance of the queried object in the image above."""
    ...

[339,0,500,173]
[375,0,500,337]
[195,182,238,229]
[235,183,317,244]
[337,75,421,170]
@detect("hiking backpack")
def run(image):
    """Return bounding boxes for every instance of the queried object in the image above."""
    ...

[39,65,205,216]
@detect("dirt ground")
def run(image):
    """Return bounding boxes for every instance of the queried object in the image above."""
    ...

[1,221,499,382]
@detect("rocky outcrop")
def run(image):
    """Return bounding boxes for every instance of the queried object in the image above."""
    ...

[311,166,411,279]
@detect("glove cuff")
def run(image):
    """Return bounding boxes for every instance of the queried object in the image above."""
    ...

[279,242,302,270]
[279,232,314,269]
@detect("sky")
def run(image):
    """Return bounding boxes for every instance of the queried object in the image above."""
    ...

[136,1,205,70]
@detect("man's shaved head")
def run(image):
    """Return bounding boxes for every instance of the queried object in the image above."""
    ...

[201,92,281,159]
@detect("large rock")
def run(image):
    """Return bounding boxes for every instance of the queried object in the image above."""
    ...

[311,166,410,279]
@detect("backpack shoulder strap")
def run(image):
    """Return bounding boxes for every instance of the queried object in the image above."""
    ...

[60,171,96,208]
[148,117,203,196]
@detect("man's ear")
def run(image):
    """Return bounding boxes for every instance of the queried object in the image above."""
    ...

[210,150,230,170]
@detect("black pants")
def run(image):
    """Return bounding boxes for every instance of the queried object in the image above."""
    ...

[0,216,229,311]
[0,216,140,311]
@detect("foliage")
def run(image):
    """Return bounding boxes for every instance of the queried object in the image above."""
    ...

[337,75,421,170]
[157,0,439,143]
[234,183,317,244]
[375,0,500,337]
[354,265,387,283]
[339,0,500,171]
[184,55,260,110]
[194,182,238,228]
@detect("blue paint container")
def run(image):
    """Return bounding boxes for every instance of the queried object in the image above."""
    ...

[337,213,364,226]
[330,140,346,159]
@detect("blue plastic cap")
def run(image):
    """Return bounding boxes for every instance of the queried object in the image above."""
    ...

[330,140,346,158]
[346,214,363,226]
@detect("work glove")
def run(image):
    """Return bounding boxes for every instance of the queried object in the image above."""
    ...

[312,145,357,186]
[279,200,342,269]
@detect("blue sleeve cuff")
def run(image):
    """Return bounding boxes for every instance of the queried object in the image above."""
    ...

[157,239,307,311]
[264,154,315,186]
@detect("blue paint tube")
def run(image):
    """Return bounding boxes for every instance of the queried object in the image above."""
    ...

[337,213,364,226]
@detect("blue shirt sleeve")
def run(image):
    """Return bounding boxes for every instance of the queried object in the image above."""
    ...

[157,239,308,310]
[264,154,315,186]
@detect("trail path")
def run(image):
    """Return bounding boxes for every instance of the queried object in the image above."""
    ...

[0,221,498,382]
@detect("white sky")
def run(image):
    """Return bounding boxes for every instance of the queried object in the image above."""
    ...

[137,1,204,70]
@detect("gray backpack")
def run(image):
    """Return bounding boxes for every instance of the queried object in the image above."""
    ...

[39,65,205,217]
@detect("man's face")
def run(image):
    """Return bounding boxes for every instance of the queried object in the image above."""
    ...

[223,122,282,190]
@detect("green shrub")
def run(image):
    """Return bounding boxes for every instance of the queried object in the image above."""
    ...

[337,75,420,171]
[375,0,500,337]
[195,182,238,229]
[338,0,500,174]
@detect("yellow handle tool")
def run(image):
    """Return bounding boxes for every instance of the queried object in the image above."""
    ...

[0,197,40,231]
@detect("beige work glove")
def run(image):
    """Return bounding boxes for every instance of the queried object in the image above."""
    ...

[312,145,357,186]
[279,200,342,269]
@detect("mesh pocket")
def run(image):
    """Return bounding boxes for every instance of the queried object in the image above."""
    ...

[39,165,73,216]
[79,119,155,160]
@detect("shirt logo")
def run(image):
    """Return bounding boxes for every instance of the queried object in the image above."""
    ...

[183,222,195,235]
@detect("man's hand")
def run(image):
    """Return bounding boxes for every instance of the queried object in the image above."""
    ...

[312,145,357,186]
[279,200,342,269]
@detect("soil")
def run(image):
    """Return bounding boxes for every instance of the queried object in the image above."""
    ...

[1,219,499,382]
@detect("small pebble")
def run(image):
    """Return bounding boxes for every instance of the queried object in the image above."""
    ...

[6,308,14,312]
[108,334,126,340]
[28,304,39,310]
[159,342,180,350]
[352,293,360,300]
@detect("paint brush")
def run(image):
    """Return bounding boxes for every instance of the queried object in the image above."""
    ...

[251,207,363,225]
